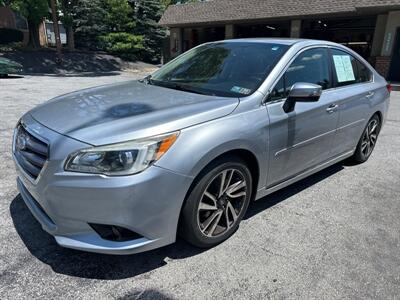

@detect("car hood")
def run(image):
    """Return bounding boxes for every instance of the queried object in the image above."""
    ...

[29,80,239,145]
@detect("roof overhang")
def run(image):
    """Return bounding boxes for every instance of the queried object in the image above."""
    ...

[159,1,400,27]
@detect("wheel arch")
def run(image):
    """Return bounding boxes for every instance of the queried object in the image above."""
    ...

[176,147,261,235]
[373,110,383,124]
[191,149,261,202]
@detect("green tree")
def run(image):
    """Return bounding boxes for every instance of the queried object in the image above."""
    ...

[60,0,78,50]
[161,0,199,9]
[103,0,135,32]
[100,32,143,60]
[72,0,107,50]
[100,0,143,60]
[0,0,12,6]
[10,0,49,48]
[133,0,166,63]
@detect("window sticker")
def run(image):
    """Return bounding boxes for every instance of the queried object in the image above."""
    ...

[231,86,252,95]
[333,55,355,83]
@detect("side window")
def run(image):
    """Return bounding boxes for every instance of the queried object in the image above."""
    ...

[270,76,285,101]
[331,49,372,87]
[269,48,331,101]
[356,60,372,83]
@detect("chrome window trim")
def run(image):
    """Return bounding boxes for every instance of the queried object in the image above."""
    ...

[328,46,374,87]
[264,44,375,105]
[265,45,332,104]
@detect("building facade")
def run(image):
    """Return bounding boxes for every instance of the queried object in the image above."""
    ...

[0,7,29,46]
[160,0,400,81]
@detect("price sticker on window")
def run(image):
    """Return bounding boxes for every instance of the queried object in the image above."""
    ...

[333,55,355,83]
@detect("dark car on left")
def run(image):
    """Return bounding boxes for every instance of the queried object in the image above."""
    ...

[0,57,23,77]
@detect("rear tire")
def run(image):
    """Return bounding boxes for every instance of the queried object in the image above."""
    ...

[351,114,381,163]
[180,156,252,248]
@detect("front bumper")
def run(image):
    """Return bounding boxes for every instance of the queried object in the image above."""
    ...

[14,114,193,255]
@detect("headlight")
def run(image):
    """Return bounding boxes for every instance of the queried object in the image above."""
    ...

[65,132,179,176]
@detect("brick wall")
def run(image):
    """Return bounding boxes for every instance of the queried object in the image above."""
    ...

[373,56,392,78]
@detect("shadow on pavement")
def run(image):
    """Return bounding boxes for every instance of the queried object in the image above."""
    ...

[119,289,175,300]
[20,71,123,77]
[10,162,344,280]
[0,74,24,79]
[244,163,344,219]
[10,195,205,280]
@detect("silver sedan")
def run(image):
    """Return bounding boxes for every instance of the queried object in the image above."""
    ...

[13,39,391,254]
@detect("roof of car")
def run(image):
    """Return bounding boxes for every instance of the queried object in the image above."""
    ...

[208,38,335,46]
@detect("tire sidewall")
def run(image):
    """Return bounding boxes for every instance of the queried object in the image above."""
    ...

[181,157,252,247]
[354,114,381,163]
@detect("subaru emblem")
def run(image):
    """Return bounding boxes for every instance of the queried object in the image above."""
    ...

[16,132,27,151]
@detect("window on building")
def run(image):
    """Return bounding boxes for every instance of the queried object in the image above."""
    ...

[269,48,331,101]
[236,22,290,38]
[301,17,376,60]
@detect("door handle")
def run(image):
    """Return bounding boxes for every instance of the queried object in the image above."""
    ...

[365,91,375,99]
[326,104,339,113]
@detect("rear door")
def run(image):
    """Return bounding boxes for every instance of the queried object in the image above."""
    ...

[266,47,340,187]
[328,48,374,155]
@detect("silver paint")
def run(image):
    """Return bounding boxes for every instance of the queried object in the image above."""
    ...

[13,39,390,254]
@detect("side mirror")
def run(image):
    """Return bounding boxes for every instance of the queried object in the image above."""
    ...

[283,82,322,113]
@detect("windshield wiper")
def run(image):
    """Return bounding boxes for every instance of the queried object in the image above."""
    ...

[168,83,208,95]
[150,79,209,95]
[139,74,153,85]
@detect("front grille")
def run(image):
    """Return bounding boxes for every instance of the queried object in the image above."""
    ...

[14,124,49,180]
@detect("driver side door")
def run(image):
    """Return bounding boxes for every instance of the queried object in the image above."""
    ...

[266,47,340,187]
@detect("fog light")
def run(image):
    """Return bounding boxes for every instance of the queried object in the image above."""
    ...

[89,223,143,242]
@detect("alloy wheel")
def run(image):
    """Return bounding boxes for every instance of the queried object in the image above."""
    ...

[361,118,379,158]
[197,168,247,238]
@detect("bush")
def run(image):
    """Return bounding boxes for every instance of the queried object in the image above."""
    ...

[100,32,144,61]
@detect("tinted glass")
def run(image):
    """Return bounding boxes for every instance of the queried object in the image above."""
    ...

[356,60,372,83]
[151,42,289,97]
[331,49,371,86]
[269,48,331,101]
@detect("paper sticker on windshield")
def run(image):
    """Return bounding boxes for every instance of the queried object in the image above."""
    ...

[333,55,355,83]
[231,86,252,95]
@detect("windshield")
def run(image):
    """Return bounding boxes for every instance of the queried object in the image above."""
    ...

[149,42,290,97]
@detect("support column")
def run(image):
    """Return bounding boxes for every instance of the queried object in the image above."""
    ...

[376,11,400,78]
[290,20,301,38]
[381,11,400,56]
[371,14,388,57]
[371,14,389,77]
[225,24,235,39]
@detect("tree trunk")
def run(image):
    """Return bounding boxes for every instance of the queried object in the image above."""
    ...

[66,25,75,51]
[27,20,40,49]
[50,0,63,64]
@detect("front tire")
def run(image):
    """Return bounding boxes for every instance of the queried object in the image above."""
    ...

[180,156,252,248]
[351,114,381,163]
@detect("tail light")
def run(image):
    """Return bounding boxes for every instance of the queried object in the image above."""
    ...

[387,84,392,94]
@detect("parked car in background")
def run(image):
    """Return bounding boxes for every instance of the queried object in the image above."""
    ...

[0,57,23,77]
[13,39,391,255]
